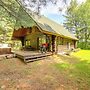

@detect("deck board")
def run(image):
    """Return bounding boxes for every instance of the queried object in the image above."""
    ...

[14,51,52,62]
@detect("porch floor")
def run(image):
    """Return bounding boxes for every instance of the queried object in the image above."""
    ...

[14,51,52,63]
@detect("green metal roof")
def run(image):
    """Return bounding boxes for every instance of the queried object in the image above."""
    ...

[33,15,78,40]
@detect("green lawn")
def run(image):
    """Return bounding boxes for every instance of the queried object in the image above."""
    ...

[54,50,90,90]
[72,50,90,61]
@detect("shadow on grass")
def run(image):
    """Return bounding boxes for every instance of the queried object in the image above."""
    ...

[54,55,90,90]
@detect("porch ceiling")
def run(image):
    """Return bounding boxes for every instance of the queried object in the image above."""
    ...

[12,28,29,38]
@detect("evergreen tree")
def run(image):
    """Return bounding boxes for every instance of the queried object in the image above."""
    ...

[64,0,90,49]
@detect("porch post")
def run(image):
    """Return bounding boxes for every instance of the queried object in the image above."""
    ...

[74,41,77,48]
[52,35,57,53]
[55,36,58,53]
[20,37,25,47]
[68,42,71,50]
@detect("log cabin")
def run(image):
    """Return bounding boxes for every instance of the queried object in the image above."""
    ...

[12,15,78,54]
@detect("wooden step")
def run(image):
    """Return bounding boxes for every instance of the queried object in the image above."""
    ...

[15,51,52,63]
[25,57,47,63]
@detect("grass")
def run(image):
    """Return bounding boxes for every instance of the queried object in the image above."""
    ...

[54,50,90,90]
[72,50,90,61]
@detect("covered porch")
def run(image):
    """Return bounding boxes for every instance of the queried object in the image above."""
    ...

[12,26,57,52]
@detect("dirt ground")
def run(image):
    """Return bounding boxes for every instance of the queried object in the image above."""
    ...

[0,55,89,90]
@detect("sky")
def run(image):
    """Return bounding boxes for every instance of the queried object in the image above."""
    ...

[40,0,86,24]
[24,0,86,24]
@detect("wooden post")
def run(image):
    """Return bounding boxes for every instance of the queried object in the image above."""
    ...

[74,41,77,49]
[20,37,25,47]
[68,42,71,50]
[46,35,51,51]
[52,35,57,53]
[55,36,58,53]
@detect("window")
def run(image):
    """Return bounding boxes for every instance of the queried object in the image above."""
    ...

[61,38,64,45]
[39,35,46,46]
[25,40,30,46]
[58,37,63,45]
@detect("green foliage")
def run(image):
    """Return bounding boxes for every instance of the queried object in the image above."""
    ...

[0,0,35,49]
[78,42,90,49]
[0,5,15,43]
[64,0,90,49]
[12,41,22,50]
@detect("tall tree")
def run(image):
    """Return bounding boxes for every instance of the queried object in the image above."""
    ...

[64,0,90,49]
[0,5,15,43]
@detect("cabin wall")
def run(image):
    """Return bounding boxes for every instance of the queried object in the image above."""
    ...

[57,36,76,53]
[24,26,54,51]
[22,26,77,52]
[46,35,52,51]
[24,26,44,49]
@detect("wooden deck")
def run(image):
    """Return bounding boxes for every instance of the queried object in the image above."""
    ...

[14,51,52,63]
